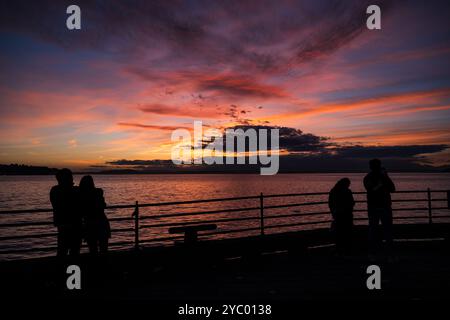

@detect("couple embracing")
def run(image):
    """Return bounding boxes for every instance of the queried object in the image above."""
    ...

[50,169,110,257]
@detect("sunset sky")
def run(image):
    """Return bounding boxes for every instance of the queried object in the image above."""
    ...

[0,0,449,170]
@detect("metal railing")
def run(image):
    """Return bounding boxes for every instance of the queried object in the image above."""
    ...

[0,188,449,256]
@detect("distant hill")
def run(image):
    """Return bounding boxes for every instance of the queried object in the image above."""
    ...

[0,164,58,175]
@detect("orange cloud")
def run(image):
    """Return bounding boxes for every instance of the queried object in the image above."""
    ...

[118,122,190,131]
[262,87,450,121]
[331,128,450,146]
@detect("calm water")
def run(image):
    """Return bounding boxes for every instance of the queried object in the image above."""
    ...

[1,173,449,260]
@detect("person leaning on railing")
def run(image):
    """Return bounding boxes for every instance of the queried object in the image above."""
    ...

[328,178,355,254]
[50,168,82,257]
[79,175,111,255]
[363,159,396,256]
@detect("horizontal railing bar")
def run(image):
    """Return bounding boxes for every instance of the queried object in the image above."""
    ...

[108,240,136,247]
[353,199,431,203]
[0,216,130,228]
[353,216,432,221]
[263,192,329,198]
[0,208,53,215]
[137,195,260,208]
[264,220,332,229]
[138,235,185,243]
[110,228,135,233]
[264,212,328,220]
[140,216,259,229]
[393,190,449,193]
[0,232,57,241]
[202,226,263,237]
[0,240,136,255]
[262,189,449,199]
[0,228,134,241]
[0,246,58,254]
[392,207,433,211]
[0,221,54,228]
[393,216,429,220]
[140,206,260,220]
[264,201,328,209]
[106,204,138,210]
[0,206,137,215]
[353,207,430,212]
[353,207,449,212]
[391,199,428,202]
[0,227,134,241]
[353,199,447,204]
[109,216,133,222]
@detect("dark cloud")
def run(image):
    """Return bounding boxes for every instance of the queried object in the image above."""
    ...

[278,127,331,152]
[0,0,395,74]
[335,145,448,159]
[221,125,331,152]
[196,75,286,98]
[106,159,174,166]
[138,104,183,115]
[129,69,287,99]
[223,105,254,124]
[223,125,449,157]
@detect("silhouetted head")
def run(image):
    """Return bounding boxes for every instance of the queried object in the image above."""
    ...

[55,168,73,187]
[334,178,351,191]
[79,175,95,191]
[369,158,382,172]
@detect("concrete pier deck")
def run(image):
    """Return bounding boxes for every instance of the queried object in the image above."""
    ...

[1,223,449,304]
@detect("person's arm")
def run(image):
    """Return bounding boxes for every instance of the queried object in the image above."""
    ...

[349,190,355,208]
[363,175,374,191]
[328,191,336,219]
[50,187,59,226]
[383,174,396,192]
[365,173,384,191]
[97,188,107,210]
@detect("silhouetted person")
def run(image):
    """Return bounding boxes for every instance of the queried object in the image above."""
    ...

[364,159,396,255]
[50,168,82,257]
[329,178,355,253]
[79,175,110,255]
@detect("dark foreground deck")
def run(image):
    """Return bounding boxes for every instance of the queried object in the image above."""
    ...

[1,223,450,306]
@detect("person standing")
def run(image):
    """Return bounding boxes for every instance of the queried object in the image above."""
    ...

[328,178,355,254]
[79,175,111,255]
[50,168,82,257]
[363,159,396,255]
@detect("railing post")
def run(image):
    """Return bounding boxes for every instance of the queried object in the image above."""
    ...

[427,188,432,224]
[259,193,265,236]
[133,201,140,250]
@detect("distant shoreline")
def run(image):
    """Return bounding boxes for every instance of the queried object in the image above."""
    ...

[1,163,449,175]
[1,170,449,176]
